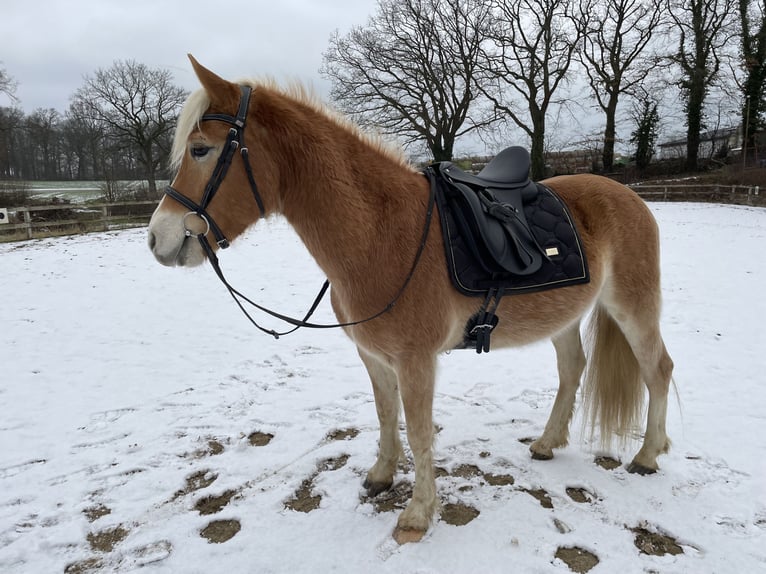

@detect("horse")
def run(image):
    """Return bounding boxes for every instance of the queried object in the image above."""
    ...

[147,56,674,544]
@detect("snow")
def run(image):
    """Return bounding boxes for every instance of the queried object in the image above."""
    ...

[1,202,764,573]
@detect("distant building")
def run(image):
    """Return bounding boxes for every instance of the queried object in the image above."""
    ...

[544,148,603,175]
[658,126,741,160]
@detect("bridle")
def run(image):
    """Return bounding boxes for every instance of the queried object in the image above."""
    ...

[162,85,436,339]
[165,85,265,250]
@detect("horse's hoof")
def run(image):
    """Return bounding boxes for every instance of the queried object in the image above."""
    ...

[363,478,392,497]
[529,444,553,461]
[393,526,426,545]
[531,450,553,461]
[626,461,657,475]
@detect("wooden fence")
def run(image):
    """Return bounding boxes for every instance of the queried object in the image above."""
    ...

[0,183,763,243]
[628,183,764,207]
[0,200,158,242]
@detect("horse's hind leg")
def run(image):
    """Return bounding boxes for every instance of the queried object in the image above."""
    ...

[530,321,586,461]
[358,348,404,496]
[615,315,674,474]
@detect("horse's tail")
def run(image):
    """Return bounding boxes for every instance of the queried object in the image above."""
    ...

[582,304,645,449]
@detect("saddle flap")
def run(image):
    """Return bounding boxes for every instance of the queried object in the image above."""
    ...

[438,150,544,276]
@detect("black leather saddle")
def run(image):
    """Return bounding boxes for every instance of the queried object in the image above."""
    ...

[437,146,545,276]
[424,146,590,353]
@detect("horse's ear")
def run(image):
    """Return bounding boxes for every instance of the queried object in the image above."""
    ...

[188,54,240,110]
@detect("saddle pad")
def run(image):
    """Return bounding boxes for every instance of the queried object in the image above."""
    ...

[428,171,590,297]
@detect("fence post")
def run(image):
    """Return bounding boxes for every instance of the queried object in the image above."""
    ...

[102,205,109,232]
[23,209,32,240]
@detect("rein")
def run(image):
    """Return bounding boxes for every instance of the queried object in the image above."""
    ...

[163,85,436,338]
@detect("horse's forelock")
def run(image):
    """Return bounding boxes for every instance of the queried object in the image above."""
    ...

[170,88,211,173]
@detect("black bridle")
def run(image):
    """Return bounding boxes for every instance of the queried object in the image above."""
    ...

[165,85,265,249]
[163,85,436,339]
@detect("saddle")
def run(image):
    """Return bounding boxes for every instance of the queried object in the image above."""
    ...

[424,146,590,353]
[437,146,544,276]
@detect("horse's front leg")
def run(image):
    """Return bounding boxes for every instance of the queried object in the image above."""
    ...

[392,353,437,544]
[358,348,403,495]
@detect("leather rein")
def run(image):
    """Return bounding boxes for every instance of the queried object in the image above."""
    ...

[163,85,436,338]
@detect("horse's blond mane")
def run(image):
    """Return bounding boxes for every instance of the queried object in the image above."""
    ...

[170,79,410,173]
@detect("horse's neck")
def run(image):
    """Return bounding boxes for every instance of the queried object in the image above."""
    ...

[262,97,421,284]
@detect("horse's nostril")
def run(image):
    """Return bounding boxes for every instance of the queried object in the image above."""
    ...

[148,231,156,250]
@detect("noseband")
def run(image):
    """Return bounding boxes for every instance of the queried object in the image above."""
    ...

[164,85,265,250]
[161,84,436,339]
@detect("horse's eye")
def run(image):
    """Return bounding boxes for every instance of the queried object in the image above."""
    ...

[190,145,210,159]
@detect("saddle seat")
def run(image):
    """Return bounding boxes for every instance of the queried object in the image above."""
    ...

[438,146,544,276]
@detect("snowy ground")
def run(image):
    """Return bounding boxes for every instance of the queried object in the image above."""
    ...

[1,202,764,573]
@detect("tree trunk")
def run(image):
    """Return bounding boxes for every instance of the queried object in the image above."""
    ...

[685,77,706,171]
[430,138,453,162]
[529,128,546,180]
[602,94,619,172]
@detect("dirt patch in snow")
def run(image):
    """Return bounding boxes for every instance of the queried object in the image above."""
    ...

[555,546,600,573]
[86,525,129,553]
[441,502,480,526]
[200,519,241,544]
[248,431,274,446]
[632,526,684,556]
[195,489,238,515]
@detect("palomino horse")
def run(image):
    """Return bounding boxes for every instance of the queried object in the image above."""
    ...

[148,56,674,544]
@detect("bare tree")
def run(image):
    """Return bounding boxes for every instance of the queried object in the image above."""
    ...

[480,0,582,179]
[577,0,666,171]
[739,0,766,153]
[71,60,187,195]
[321,0,496,161]
[25,108,61,179]
[667,0,736,170]
[0,107,24,177]
[0,63,17,103]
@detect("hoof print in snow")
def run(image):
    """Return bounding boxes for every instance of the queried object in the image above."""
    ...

[441,502,480,526]
[632,526,684,556]
[555,546,600,573]
[594,456,621,471]
[285,478,322,513]
[524,488,554,509]
[248,431,274,447]
[64,557,104,574]
[443,463,514,487]
[566,487,594,504]
[326,427,359,441]
[173,469,218,500]
[363,481,412,513]
[129,540,172,566]
[318,454,350,472]
[200,519,241,544]
[285,454,351,513]
[484,472,515,486]
[190,438,225,459]
[86,524,129,553]
[83,504,111,523]
[194,489,238,515]
[450,463,483,479]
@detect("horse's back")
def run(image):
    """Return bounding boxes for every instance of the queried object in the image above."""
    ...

[543,174,663,316]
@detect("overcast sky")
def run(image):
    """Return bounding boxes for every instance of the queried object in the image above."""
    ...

[0,0,379,114]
